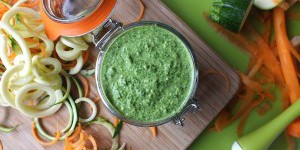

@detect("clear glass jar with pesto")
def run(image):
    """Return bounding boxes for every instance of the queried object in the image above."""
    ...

[95,21,199,127]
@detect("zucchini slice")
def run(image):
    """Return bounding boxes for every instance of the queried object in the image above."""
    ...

[210,0,254,32]
[254,0,283,10]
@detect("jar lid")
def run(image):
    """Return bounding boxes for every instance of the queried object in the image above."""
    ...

[40,0,118,40]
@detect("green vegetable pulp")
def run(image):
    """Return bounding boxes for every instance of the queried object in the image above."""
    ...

[100,25,194,123]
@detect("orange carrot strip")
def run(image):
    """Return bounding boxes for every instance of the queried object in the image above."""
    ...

[258,67,275,84]
[8,52,16,61]
[274,7,300,103]
[262,19,271,43]
[72,131,88,147]
[288,43,300,63]
[214,109,231,132]
[237,95,264,137]
[0,140,2,150]
[245,24,285,86]
[136,0,145,22]
[257,102,272,116]
[150,127,157,137]
[281,86,291,110]
[113,116,119,127]
[87,135,97,150]
[21,0,39,8]
[247,59,262,79]
[32,123,60,146]
[77,74,89,97]
[240,74,270,96]
[67,125,82,141]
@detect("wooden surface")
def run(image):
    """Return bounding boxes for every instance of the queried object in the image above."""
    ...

[0,0,240,149]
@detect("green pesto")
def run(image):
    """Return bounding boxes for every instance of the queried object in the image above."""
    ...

[100,25,194,123]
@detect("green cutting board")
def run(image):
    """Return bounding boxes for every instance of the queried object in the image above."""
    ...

[161,0,300,149]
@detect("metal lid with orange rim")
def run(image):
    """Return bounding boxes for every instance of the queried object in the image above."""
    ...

[40,0,118,40]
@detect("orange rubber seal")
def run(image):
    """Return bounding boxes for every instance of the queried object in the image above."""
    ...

[40,0,117,40]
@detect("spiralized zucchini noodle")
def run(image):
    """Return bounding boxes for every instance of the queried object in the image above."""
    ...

[0,0,123,149]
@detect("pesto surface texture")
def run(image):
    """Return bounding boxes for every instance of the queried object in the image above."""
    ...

[100,25,194,123]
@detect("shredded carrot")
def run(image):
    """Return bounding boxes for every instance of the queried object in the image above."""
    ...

[8,52,16,62]
[274,7,300,103]
[247,59,262,79]
[32,122,60,146]
[76,74,89,97]
[240,74,274,101]
[257,67,275,84]
[245,24,285,86]
[21,0,39,8]
[0,140,2,150]
[93,96,100,103]
[262,19,271,43]
[201,70,231,92]
[281,86,291,110]
[136,0,145,22]
[67,124,82,141]
[113,116,119,127]
[257,102,272,116]
[288,43,300,63]
[214,109,231,132]
[150,127,157,137]
[237,95,264,137]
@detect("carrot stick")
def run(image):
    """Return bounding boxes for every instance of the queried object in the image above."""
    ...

[136,0,145,22]
[113,116,119,127]
[32,123,60,146]
[150,127,157,137]
[274,7,300,103]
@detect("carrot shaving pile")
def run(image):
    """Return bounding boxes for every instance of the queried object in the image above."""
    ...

[32,122,60,146]
[210,4,300,149]
[64,125,97,150]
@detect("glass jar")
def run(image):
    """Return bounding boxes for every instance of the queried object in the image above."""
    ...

[95,21,200,127]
